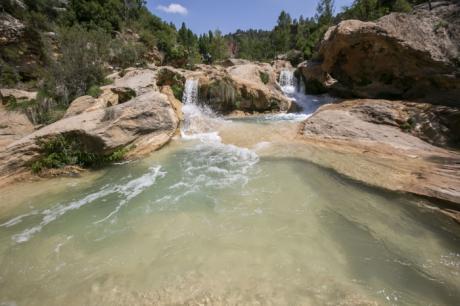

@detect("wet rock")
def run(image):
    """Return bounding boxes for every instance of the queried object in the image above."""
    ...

[299,98,460,212]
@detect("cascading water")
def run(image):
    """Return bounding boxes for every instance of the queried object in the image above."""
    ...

[182,79,199,105]
[278,69,335,117]
[181,79,221,139]
[279,69,296,93]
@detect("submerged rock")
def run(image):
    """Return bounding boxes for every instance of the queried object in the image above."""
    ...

[300,1,460,105]
[299,98,460,216]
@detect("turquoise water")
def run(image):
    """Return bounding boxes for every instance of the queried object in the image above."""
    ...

[0,131,459,305]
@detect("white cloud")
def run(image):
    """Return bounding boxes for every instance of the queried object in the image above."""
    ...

[157,3,188,15]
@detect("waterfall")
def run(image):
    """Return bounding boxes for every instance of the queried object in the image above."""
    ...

[278,69,335,117]
[279,69,297,94]
[182,79,199,105]
[181,79,221,139]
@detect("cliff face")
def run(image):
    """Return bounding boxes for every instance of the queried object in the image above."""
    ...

[299,1,460,106]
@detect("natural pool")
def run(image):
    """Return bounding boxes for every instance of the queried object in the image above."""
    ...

[0,79,459,306]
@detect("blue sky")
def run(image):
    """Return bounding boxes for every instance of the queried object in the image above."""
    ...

[147,0,354,34]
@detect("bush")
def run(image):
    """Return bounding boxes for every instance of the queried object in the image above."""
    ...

[87,85,102,98]
[392,0,412,13]
[110,39,147,69]
[31,135,130,173]
[259,72,270,84]
[0,61,21,87]
[171,84,184,100]
[43,26,110,105]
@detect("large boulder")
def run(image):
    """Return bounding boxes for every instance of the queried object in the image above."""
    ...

[183,63,293,114]
[153,63,293,114]
[0,91,180,179]
[301,99,460,149]
[299,98,460,214]
[300,1,460,106]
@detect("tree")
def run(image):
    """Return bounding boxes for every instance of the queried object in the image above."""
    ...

[271,11,292,54]
[209,30,229,61]
[316,0,335,25]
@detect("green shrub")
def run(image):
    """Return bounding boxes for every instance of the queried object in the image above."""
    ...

[392,0,412,13]
[0,61,21,87]
[43,26,110,105]
[171,84,184,100]
[259,72,269,84]
[87,85,102,98]
[31,135,130,174]
[110,39,147,69]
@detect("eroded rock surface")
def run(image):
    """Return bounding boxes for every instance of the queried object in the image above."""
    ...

[299,1,460,105]
[298,99,460,219]
[0,105,34,150]
[0,91,179,181]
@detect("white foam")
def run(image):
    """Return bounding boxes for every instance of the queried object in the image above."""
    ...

[9,166,165,243]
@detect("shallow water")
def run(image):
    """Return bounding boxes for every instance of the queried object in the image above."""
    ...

[0,89,459,305]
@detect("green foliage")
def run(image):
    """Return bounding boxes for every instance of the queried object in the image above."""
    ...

[44,26,110,105]
[110,38,147,69]
[0,60,21,87]
[316,0,335,26]
[259,72,270,84]
[31,135,129,173]
[171,84,184,101]
[392,0,412,13]
[87,85,102,98]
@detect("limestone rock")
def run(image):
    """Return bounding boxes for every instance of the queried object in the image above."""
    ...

[64,96,97,118]
[0,91,180,178]
[0,105,34,150]
[300,1,460,105]
[299,98,460,208]
[0,89,37,104]
[301,99,460,149]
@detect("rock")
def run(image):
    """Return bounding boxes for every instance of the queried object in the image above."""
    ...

[113,69,158,95]
[111,87,136,104]
[144,48,164,65]
[64,96,97,118]
[302,99,460,150]
[153,63,293,114]
[301,1,460,105]
[299,98,460,210]
[0,91,180,179]
[0,105,34,150]
[0,13,25,45]
[0,89,37,104]
[160,86,183,121]
[187,62,293,114]
[276,50,303,66]
[220,58,251,67]
[272,60,293,73]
